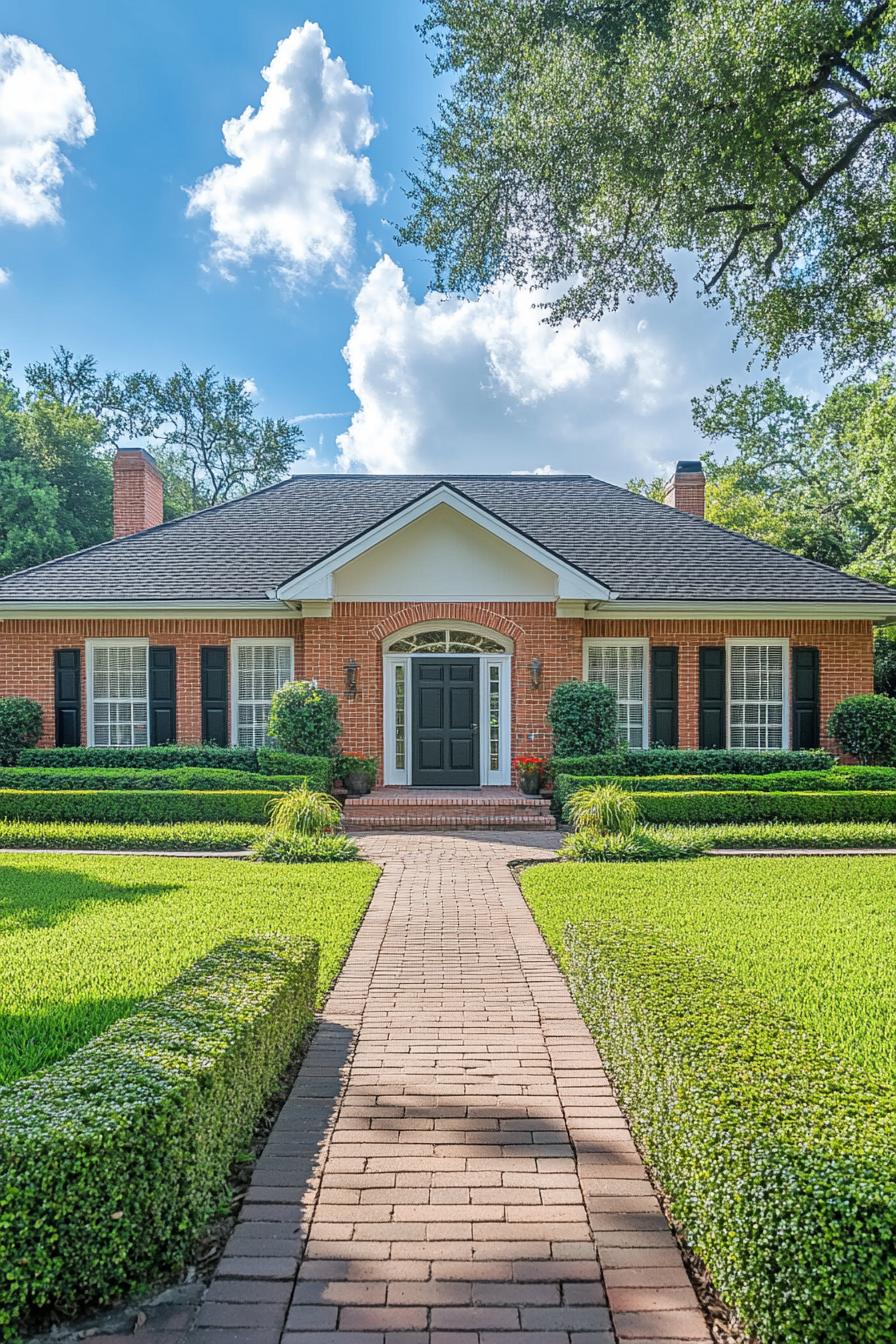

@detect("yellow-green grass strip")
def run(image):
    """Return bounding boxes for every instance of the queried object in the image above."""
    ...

[0,853,379,1084]
[522,855,896,1085]
[0,819,264,849]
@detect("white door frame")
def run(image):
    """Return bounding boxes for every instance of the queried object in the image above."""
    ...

[383,652,512,787]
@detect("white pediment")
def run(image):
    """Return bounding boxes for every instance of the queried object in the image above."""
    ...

[275,483,614,604]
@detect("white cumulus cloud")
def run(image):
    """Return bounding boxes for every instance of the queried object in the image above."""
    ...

[0,34,94,229]
[187,22,376,282]
[336,256,697,480]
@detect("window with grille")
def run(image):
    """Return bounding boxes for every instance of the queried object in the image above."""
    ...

[584,641,647,748]
[90,643,148,747]
[234,642,293,748]
[728,642,786,750]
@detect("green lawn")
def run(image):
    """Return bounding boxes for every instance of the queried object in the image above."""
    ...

[522,855,896,1085]
[0,854,379,1084]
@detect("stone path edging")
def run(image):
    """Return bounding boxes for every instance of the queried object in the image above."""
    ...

[188,832,711,1344]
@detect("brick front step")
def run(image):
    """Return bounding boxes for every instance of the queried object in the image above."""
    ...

[343,788,556,831]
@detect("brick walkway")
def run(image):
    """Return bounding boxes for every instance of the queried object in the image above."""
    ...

[194,833,710,1344]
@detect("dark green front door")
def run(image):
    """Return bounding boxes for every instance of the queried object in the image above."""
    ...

[412,659,480,787]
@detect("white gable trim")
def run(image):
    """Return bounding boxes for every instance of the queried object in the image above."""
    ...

[274,484,616,603]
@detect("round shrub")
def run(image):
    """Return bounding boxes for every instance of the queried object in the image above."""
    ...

[269,680,341,757]
[828,694,896,764]
[0,698,43,766]
[547,680,618,757]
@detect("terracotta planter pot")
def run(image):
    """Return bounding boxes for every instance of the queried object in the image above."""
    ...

[518,773,542,796]
[344,771,372,796]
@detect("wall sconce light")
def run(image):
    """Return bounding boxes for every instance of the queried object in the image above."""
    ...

[344,659,359,699]
[528,656,543,690]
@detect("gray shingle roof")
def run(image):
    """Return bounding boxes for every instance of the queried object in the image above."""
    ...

[1,473,894,605]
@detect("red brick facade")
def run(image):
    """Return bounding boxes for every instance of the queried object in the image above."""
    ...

[0,605,874,767]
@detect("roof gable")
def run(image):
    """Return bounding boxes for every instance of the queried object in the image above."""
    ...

[274,482,614,603]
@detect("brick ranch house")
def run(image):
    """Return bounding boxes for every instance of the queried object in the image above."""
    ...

[2,448,896,785]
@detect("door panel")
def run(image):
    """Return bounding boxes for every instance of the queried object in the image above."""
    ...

[412,659,480,786]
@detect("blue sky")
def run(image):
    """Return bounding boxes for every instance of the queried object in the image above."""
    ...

[0,3,820,482]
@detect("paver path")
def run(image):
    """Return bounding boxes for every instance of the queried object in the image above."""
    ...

[195,834,710,1344]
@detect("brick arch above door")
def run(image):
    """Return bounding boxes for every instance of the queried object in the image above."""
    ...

[368,604,527,644]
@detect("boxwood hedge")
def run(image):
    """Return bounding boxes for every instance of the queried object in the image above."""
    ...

[566,921,896,1343]
[0,767,312,793]
[552,748,834,776]
[552,776,896,824]
[0,934,318,1337]
[556,765,896,797]
[17,746,335,788]
[0,789,279,824]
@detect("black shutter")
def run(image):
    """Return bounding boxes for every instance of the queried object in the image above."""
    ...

[699,647,726,749]
[148,646,177,745]
[201,646,228,747]
[54,649,81,747]
[651,647,678,747]
[792,647,820,750]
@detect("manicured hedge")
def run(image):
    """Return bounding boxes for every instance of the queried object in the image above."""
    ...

[681,821,896,850]
[0,935,318,1336]
[0,790,279,824]
[17,746,335,788]
[552,776,896,824]
[552,748,834,777]
[0,820,262,851]
[566,921,896,1343]
[0,767,309,793]
[558,766,896,794]
[19,744,260,771]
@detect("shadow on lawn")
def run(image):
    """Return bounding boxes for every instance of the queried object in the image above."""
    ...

[0,995,143,1086]
[0,861,178,933]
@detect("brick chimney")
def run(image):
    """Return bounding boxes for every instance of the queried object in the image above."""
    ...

[113,448,164,537]
[663,460,705,517]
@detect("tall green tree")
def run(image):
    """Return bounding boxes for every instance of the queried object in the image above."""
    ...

[0,354,111,577]
[402,0,896,371]
[25,348,304,515]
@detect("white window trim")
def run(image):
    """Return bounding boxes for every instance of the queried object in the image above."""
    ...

[383,652,512,786]
[582,637,650,749]
[725,637,790,751]
[229,638,295,748]
[85,637,150,749]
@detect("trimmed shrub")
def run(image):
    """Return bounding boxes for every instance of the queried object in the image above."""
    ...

[566,783,639,835]
[829,694,896,764]
[566,921,896,1343]
[251,833,360,863]
[552,748,834,776]
[0,820,262,851]
[547,680,618,757]
[558,826,710,862]
[0,935,318,1336]
[675,821,896,850]
[556,766,896,795]
[553,777,896,824]
[19,745,259,771]
[256,748,334,788]
[0,790,278,824]
[0,767,305,793]
[0,699,43,766]
[269,681,340,757]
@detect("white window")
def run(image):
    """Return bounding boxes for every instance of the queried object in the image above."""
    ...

[231,640,294,748]
[727,640,788,750]
[88,640,149,747]
[583,639,648,748]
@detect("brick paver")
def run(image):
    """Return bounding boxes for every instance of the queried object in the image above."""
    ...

[194,833,710,1344]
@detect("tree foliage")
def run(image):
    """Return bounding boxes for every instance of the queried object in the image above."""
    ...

[26,348,304,514]
[403,0,896,370]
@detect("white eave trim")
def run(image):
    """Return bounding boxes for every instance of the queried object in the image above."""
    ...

[0,599,301,619]
[273,483,616,604]
[561,599,896,621]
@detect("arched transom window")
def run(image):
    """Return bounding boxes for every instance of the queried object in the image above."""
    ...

[385,626,510,654]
